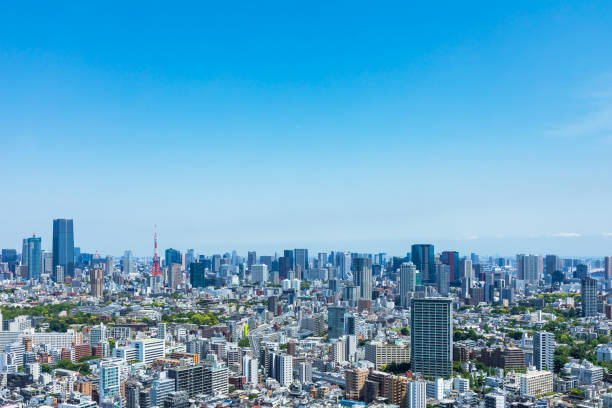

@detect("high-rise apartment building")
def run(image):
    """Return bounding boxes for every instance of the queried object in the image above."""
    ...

[533,331,554,371]
[436,263,450,296]
[581,277,598,317]
[345,368,368,400]
[90,267,104,298]
[411,244,434,284]
[517,254,543,283]
[353,257,372,301]
[411,298,452,378]
[52,219,75,278]
[407,380,426,408]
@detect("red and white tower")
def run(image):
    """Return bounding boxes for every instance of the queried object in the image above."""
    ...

[151,226,162,277]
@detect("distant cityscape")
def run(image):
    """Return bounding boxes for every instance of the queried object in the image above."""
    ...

[0,218,611,408]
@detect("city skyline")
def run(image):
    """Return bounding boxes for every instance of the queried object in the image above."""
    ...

[2,2,612,255]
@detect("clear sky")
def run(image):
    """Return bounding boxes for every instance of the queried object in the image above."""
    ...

[1,1,612,257]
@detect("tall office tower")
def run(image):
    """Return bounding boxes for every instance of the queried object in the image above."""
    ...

[470,253,480,264]
[278,257,291,280]
[411,244,435,284]
[259,255,272,269]
[105,255,113,275]
[407,381,427,408]
[533,331,554,371]
[1,249,18,273]
[411,298,452,378]
[99,359,122,399]
[165,248,181,268]
[440,251,459,283]
[190,262,206,288]
[581,277,598,317]
[318,252,328,268]
[576,264,589,280]
[21,235,42,280]
[544,255,559,277]
[283,249,294,269]
[242,355,258,385]
[42,251,53,275]
[53,219,75,278]
[185,249,195,268]
[168,264,182,289]
[516,254,543,283]
[436,263,450,296]
[251,264,268,285]
[328,306,346,339]
[123,251,134,274]
[345,367,368,400]
[336,251,352,280]
[247,251,257,268]
[90,267,104,298]
[353,257,372,300]
[458,258,473,283]
[484,392,505,408]
[605,256,612,279]
[400,262,418,308]
[294,248,309,271]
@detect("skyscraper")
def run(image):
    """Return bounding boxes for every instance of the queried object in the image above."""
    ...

[436,263,450,296]
[123,250,134,274]
[294,248,308,271]
[328,306,346,339]
[353,257,372,301]
[581,277,598,317]
[533,331,554,371]
[90,267,104,298]
[440,251,459,284]
[247,251,257,268]
[517,254,542,283]
[605,256,612,280]
[190,262,206,288]
[411,298,452,378]
[411,244,434,284]
[1,249,18,273]
[400,262,417,308]
[52,219,75,278]
[22,235,42,280]
[283,249,294,269]
[165,249,181,268]
[544,255,559,277]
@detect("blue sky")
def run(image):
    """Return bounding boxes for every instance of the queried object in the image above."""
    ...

[1,1,612,256]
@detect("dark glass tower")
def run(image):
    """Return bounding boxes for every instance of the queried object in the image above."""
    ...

[53,219,75,278]
[411,244,435,284]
